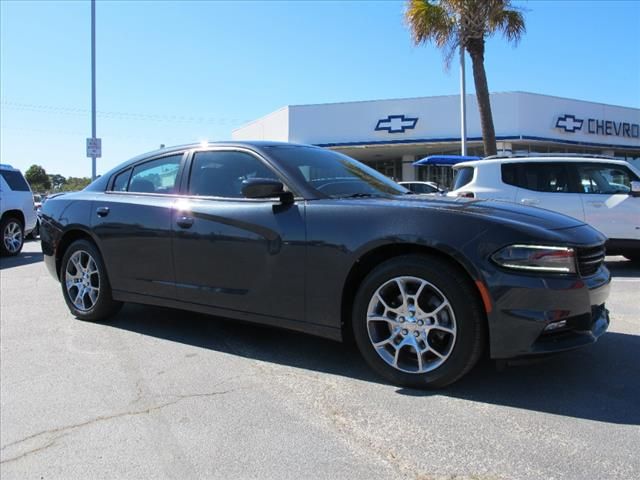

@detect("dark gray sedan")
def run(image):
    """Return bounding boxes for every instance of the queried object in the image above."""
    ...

[40,142,610,388]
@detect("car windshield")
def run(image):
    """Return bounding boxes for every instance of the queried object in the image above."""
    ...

[266,145,409,198]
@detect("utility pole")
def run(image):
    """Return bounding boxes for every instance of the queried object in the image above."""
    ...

[90,0,98,180]
[459,45,467,156]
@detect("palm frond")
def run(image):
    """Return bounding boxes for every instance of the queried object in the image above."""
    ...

[488,5,526,44]
[404,0,455,49]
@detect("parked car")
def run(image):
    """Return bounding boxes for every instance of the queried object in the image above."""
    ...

[448,155,640,262]
[398,181,443,194]
[40,142,611,388]
[27,193,44,239]
[0,164,37,256]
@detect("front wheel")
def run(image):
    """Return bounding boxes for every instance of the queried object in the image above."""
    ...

[60,239,122,321]
[352,255,486,389]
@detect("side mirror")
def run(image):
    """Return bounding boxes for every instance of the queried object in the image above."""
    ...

[631,180,640,197]
[241,178,293,203]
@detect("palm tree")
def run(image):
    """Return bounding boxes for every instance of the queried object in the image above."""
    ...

[405,0,525,156]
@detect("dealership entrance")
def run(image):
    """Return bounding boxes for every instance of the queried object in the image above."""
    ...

[233,91,640,187]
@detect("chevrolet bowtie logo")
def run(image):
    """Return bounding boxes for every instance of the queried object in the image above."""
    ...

[375,115,419,133]
[556,114,584,133]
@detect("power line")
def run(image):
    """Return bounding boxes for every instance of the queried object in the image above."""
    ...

[0,100,250,126]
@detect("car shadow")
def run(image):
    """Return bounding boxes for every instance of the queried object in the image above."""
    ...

[0,249,44,269]
[605,256,639,278]
[105,303,639,425]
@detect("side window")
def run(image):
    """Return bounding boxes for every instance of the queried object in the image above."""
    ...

[111,169,131,192]
[129,155,182,194]
[452,167,474,190]
[577,164,636,194]
[188,151,279,198]
[501,164,518,187]
[517,163,572,193]
[0,170,30,191]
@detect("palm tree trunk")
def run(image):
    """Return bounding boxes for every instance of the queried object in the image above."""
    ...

[467,40,497,157]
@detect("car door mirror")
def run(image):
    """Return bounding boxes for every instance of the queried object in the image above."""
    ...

[241,178,293,203]
[630,180,640,197]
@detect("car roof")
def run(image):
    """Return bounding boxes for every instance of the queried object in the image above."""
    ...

[454,156,632,169]
[0,163,18,171]
[84,141,327,192]
[133,140,314,158]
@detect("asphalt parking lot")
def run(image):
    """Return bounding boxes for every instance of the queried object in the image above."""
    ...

[1,241,639,480]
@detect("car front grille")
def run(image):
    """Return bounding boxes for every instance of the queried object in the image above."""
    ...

[576,245,606,277]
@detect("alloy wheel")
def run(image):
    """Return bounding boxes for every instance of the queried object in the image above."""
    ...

[65,250,100,311]
[366,276,457,374]
[3,221,23,254]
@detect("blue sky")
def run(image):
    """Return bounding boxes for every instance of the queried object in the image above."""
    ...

[2,0,639,177]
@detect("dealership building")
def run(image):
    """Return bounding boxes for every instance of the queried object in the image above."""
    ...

[232,91,640,187]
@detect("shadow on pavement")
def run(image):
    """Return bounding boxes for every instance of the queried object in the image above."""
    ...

[605,256,639,278]
[105,303,640,426]
[0,248,43,270]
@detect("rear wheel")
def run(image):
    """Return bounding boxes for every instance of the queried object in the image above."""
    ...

[60,240,122,321]
[352,255,485,388]
[1,216,24,256]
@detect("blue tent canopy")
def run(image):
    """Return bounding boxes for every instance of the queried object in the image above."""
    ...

[413,155,481,166]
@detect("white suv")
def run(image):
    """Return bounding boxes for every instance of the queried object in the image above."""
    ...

[0,164,37,256]
[448,155,640,262]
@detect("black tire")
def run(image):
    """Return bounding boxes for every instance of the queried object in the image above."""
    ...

[60,239,122,321]
[0,216,24,256]
[352,255,486,389]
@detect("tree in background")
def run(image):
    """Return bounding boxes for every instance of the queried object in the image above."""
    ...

[60,177,92,192]
[405,0,525,156]
[25,164,51,192]
[48,174,67,192]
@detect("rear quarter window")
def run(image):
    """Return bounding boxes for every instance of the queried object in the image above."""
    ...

[452,167,475,190]
[501,164,518,187]
[0,170,30,191]
[111,169,131,192]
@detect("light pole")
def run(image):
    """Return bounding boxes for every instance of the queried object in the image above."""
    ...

[459,45,467,156]
[90,0,97,180]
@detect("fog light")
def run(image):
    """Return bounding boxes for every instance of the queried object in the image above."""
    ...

[544,320,567,332]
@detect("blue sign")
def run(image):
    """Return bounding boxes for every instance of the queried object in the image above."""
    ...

[375,115,418,134]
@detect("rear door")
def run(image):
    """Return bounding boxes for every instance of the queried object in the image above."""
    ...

[170,149,306,321]
[92,153,185,298]
[512,162,584,221]
[574,162,640,240]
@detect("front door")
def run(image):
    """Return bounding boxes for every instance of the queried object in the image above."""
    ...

[574,162,640,240]
[171,149,306,322]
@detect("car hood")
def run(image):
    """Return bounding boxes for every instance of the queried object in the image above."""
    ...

[336,195,586,231]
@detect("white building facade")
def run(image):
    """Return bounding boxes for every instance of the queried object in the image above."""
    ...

[232,92,640,186]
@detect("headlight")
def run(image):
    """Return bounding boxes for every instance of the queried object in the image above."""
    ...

[491,245,576,274]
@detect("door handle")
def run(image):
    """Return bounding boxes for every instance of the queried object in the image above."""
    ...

[96,206,110,217]
[176,216,194,229]
[520,198,539,205]
[587,201,604,207]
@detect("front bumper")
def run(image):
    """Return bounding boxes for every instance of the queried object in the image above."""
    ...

[486,266,611,359]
